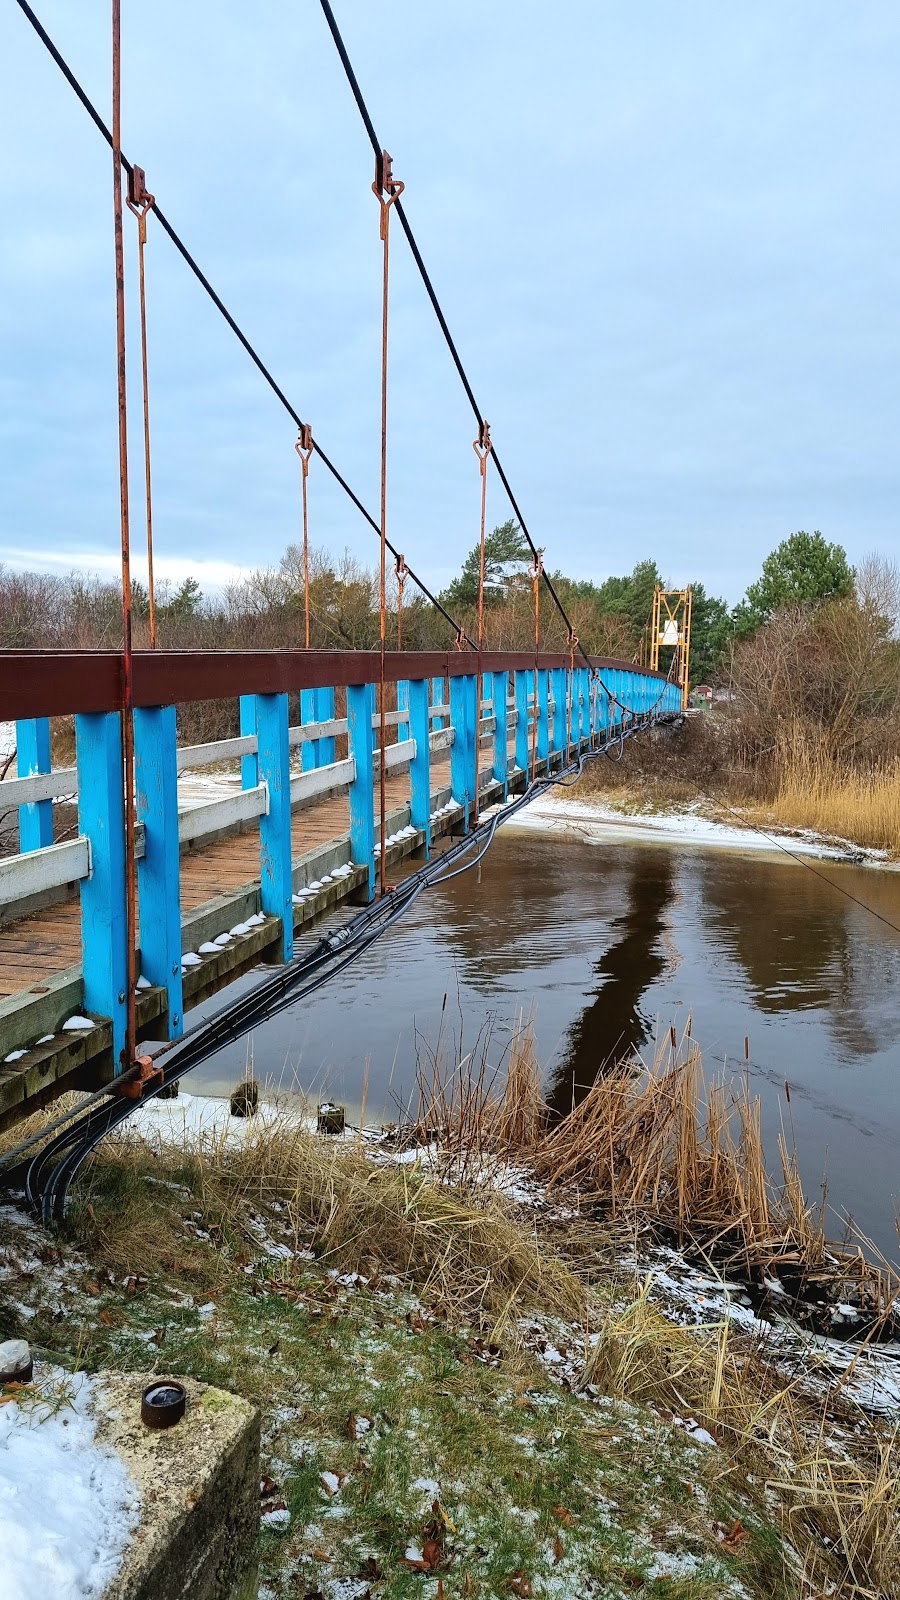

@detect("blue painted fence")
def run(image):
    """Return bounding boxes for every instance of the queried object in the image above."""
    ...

[7,657,680,1071]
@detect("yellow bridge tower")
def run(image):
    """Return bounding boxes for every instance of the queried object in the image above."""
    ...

[649,586,692,711]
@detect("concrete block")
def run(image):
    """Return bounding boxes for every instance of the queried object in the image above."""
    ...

[95,1373,259,1600]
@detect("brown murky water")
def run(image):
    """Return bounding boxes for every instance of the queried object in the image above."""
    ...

[191,826,900,1262]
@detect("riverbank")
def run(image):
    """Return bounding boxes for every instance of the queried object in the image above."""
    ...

[2,1041,898,1600]
[509,791,890,866]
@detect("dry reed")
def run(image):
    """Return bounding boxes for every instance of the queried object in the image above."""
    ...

[535,1030,831,1278]
[770,749,900,853]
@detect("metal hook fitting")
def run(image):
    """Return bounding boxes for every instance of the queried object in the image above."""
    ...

[473,420,492,471]
[295,423,314,470]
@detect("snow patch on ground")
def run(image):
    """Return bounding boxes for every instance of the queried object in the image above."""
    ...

[0,1365,138,1600]
[124,1090,312,1148]
[636,1243,900,1417]
[509,793,884,864]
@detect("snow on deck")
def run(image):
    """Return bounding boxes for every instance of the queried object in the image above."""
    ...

[0,1364,138,1600]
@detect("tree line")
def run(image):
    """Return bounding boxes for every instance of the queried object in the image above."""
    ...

[0,523,863,693]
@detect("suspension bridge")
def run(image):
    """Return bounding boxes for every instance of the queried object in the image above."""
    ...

[0,4,685,1208]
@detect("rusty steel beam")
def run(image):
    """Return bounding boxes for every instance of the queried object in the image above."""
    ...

[0,650,669,719]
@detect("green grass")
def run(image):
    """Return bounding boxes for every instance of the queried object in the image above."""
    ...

[0,1164,794,1600]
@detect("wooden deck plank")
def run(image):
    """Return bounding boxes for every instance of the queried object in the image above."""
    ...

[0,757,451,998]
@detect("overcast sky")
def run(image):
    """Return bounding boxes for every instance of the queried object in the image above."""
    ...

[1,1,898,607]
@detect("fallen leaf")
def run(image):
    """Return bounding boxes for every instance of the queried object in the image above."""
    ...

[422,1538,442,1570]
[84,1280,102,1297]
[149,1328,166,1347]
[463,1576,472,1596]
[357,1557,382,1580]
[260,1476,280,1498]
[507,1572,532,1597]
[722,1519,749,1552]
[433,1498,456,1531]
[552,1505,574,1527]
[553,1534,563,1563]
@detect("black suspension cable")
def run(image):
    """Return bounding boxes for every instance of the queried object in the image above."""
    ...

[316,0,598,674]
[11,0,473,647]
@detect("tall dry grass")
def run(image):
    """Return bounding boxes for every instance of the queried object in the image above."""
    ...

[407,1018,545,1182]
[64,1041,899,1600]
[582,1278,900,1599]
[399,1020,898,1320]
[768,749,900,853]
[535,1030,829,1276]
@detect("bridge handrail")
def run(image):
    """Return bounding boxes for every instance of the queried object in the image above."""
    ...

[0,653,682,1080]
[0,648,669,721]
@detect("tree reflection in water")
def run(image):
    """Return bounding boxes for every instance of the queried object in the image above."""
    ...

[550,854,675,1118]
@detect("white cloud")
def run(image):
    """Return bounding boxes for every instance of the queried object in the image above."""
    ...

[0,546,254,591]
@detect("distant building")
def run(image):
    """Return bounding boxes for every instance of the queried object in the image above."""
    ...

[692,684,713,705]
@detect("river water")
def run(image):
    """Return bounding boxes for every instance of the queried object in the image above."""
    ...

[191,822,900,1263]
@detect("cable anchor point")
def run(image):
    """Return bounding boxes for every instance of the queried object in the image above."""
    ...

[373,149,404,235]
[126,163,155,241]
[295,422,314,469]
[473,419,492,472]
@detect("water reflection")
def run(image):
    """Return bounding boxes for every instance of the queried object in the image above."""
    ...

[550,855,675,1116]
[191,828,900,1259]
[696,853,893,1058]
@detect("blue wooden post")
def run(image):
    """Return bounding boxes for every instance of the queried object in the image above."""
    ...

[239,695,258,789]
[16,716,53,852]
[75,712,128,1070]
[408,678,431,856]
[536,669,550,768]
[397,678,410,742]
[580,669,591,742]
[317,686,336,765]
[299,689,317,771]
[347,683,375,899]
[551,667,566,762]
[300,685,335,771]
[491,670,509,795]
[255,693,293,961]
[450,673,476,829]
[134,705,183,1038]
[514,671,530,773]
[431,676,446,731]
